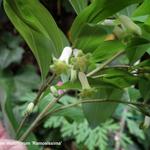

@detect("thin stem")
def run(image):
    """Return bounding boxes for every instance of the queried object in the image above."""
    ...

[34,73,56,105]
[19,92,66,141]
[33,99,150,130]
[87,50,124,77]
[43,99,150,120]
[17,73,56,135]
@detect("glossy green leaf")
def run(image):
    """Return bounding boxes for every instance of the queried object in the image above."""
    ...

[93,40,125,62]
[133,0,150,17]
[82,87,125,127]
[125,38,150,64]
[97,68,138,88]
[69,0,88,14]
[74,24,108,52]
[70,0,142,42]
[3,0,68,80]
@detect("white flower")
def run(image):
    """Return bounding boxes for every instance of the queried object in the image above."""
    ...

[59,46,72,64]
[78,72,90,89]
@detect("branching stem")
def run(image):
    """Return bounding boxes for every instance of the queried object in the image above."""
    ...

[87,50,124,77]
[19,92,66,141]
[17,73,56,135]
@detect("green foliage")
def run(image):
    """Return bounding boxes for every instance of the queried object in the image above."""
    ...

[0,32,24,69]
[70,0,142,42]
[92,40,125,62]
[3,0,68,80]
[2,0,150,149]
[44,116,119,150]
[69,0,88,15]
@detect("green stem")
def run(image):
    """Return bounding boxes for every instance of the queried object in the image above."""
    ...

[86,50,124,77]
[32,99,150,130]
[17,73,56,135]
[19,92,66,141]
[34,73,56,105]
[43,99,150,121]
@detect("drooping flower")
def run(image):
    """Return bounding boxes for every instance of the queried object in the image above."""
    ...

[78,72,96,98]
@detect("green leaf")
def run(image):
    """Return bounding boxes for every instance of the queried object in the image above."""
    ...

[119,4,138,16]
[133,0,150,17]
[0,84,40,150]
[69,0,88,14]
[82,87,125,127]
[74,24,108,53]
[97,68,138,88]
[39,93,84,122]
[125,38,150,64]
[3,0,68,80]
[14,65,40,99]
[127,118,145,140]
[139,78,150,101]
[0,33,24,69]
[70,0,142,42]
[92,40,125,62]
[127,87,141,102]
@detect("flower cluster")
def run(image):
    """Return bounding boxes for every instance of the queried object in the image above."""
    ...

[50,46,96,98]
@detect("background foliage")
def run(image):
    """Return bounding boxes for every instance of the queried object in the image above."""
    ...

[0,0,150,150]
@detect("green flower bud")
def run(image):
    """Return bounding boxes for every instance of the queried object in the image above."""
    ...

[74,54,91,72]
[25,102,34,115]
[119,15,142,36]
[50,47,72,75]
[50,86,58,97]
[51,60,69,75]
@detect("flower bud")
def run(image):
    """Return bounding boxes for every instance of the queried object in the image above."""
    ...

[119,15,142,36]
[140,116,150,129]
[50,86,58,97]
[72,51,91,72]
[25,102,34,115]
[51,60,69,75]
[57,81,64,95]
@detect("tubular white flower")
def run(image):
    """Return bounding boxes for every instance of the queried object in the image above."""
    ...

[78,72,91,89]
[70,67,77,82]
[59,46,72,64]
[78,72,96,98]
